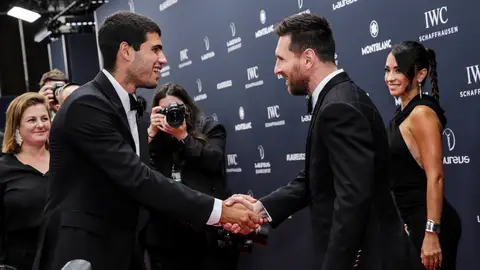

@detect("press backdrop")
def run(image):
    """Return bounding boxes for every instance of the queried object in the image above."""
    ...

[94,1,479,269]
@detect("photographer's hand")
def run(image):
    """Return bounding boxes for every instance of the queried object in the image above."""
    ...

[38,84,57,110]
[159,116,187,141]
[148,106,164,141]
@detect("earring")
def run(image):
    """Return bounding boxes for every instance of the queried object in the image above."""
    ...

[15,129,23,147]
[418,82,423,99]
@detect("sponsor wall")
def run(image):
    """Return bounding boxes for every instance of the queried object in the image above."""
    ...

[93,0,479,269]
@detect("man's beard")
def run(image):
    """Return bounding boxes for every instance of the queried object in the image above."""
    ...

[287,67,309,96]
[128,59,158,89]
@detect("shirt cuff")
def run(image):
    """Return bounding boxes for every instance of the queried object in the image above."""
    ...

[257,201,273,222]
[206,198,222,225]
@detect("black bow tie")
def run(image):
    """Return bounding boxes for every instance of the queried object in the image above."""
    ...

[129,94,144,118]
[306,96,313,114]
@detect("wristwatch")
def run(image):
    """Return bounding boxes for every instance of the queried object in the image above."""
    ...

[425,219,441,234]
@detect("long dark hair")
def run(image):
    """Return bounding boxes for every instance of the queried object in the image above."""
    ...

[152,83,207,143]
[390,41,439,101]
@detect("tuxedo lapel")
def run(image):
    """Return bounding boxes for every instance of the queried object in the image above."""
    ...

[305,72,352,172]
[137,115,149,164]
[92,72,132,135]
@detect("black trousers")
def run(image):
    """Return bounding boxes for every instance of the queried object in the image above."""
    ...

[145,222,239,270]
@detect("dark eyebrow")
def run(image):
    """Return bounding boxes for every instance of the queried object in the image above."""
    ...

[152,44,163,50]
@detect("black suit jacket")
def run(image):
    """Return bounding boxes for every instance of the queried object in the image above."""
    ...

[33,72,216,270]
[261,72,421,270]
[145,118,232,265]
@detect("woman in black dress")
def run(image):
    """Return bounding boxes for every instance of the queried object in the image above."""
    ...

[0,93,51,270]
[385,41,461,270]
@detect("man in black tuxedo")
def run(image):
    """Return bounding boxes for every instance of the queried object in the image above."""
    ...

[33,12,259,270]
[227,14,421,270]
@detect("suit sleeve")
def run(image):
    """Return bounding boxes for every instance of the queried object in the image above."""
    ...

[180,119,226,174]
[259,169,310,228]
[320,102,375,270]
[0,183,6,265]
[65,94,216,226]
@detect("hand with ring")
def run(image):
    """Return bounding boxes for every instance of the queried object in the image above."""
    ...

[421,231,442,269]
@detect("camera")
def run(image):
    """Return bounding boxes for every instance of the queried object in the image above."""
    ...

[50,82,66,104]
[217,225,269,254]
[156,101,186,128]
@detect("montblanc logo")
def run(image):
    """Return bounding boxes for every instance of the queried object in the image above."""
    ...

[245,66,264,89]
[361,20,391,56]
[159,0,177,11]
[255,9,275,38]
[332,0,358,11]
[286,153,305,161]
[227,22,242,53]
[265,105,285,128]
[178,49,192,69]
[235,106,252,131]
[260,10,266,24]
[128,0,135,12]
[226,154,242,173]
[370,20,379,38]
[419,6,459,42]
[442,128,470,165]
[239,107,245,120]
[460,64,480,98]
[254,145,271,174]
[201,36,215,61]
[160,65,170,78]
[193,78,207,102]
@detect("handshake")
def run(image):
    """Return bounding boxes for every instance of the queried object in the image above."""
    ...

[218,194,271,235]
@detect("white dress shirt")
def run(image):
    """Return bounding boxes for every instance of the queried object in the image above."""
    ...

[311,68,344,110]
[101,69,222,225]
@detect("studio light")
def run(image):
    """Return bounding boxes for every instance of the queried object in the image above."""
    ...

[7,6,41,23]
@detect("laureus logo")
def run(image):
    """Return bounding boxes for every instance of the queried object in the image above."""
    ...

[258,145,265,160]
[230,22,236,37]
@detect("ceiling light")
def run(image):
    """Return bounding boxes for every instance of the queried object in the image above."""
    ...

[7,6,41,23]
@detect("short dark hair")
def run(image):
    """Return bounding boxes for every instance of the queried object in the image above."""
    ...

[98,12,161,72]
[275,13,335,63]
[391,41,439,101]
[39,69,68,87]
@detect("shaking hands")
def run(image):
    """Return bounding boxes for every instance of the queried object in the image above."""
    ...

[219,194,271,235]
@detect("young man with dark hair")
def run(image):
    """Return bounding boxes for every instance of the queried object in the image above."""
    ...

[33,12,259,270]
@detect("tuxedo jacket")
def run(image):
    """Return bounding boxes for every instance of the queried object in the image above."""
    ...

[33,72,216,270]
[261,72,422,270]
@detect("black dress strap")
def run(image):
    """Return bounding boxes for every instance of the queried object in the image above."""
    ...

[393,94,447,127]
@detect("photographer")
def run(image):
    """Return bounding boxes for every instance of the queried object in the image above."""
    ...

[144,83,239,270]
[37,69,69,113]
